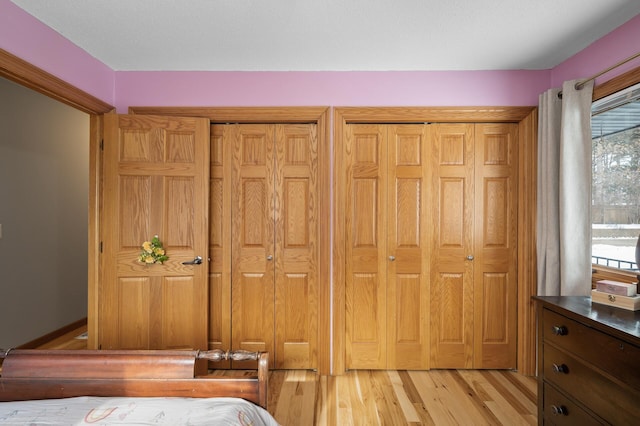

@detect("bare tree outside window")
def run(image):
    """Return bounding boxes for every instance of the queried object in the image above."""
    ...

[591,83,640,272]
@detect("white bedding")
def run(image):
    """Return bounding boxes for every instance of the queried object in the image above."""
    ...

[0,396,280,425]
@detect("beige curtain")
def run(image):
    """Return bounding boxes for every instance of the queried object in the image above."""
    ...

[537,88,562,295]
[537,79,594,296]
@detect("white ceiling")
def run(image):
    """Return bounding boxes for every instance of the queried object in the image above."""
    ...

[10,0,640,71]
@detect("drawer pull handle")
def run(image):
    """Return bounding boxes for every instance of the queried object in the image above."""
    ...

[551,405,568,416]
[552,363,568,374]
[552,325,568,336]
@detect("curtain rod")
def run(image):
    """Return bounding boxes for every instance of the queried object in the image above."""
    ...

[557,51,640,98]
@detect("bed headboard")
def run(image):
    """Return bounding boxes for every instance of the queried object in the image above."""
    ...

[0,349,269,408]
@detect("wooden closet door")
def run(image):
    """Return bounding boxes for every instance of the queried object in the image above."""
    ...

[230,123,319,369]
[274,124,318,369]
[345,124,388,369]
[430,123,475,369]
[345,124,429,370]
[386,125,429,370]
[473,123,518,369]
[231,124,276,366]
[100,114,209,353]
[430,123,518,369]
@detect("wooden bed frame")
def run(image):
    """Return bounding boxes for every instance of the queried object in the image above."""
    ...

[0,348,269,409]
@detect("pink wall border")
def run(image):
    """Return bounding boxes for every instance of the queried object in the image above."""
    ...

[114,70,549,113]
[551,14,640,87]
[0,0,114,105]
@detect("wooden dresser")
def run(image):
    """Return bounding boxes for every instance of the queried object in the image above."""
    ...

[534,296,640,425]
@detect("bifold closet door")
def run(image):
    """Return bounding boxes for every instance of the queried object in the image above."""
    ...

[345,124,429,370]
[430,123,518,369]
[230,123,318,369]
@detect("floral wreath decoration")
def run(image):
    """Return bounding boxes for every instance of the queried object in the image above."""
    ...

[138,235,169,264]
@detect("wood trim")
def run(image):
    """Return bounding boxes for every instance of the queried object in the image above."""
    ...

[0,49,113,115]
[333,106,537,375]
[16,318,88,350]
[316,111,331,376]
[593,65,640,101]
[128,106,328,123]
[517,109,538,376]
[87,114,104,349]
[127,106,332,375]
[332,109,346,375]
[333,106,535,123]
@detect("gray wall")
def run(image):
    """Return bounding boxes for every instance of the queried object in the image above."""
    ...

[0,77,89,348]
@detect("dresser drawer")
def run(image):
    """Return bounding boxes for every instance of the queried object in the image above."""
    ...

[542,308,640,390]
[543,344,640,424]
[542,382,603,425]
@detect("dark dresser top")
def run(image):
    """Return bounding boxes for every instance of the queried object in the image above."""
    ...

[533,296,640,343]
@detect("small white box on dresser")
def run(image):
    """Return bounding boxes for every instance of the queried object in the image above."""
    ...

[595,279,637,296]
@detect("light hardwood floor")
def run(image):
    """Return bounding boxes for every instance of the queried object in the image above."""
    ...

[37,325,539,425]
[263,369,537,426]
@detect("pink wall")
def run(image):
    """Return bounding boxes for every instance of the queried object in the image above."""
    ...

[551,14,640,88]
[1,0,638,112]
[0,0,114,105]
[114,70,549,112]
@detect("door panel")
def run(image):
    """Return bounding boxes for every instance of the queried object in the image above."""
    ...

[430,123,475,368]
[161,276,202,349]
[115,277,150,349]
[231,124,276,367]
[387,125,429,370]
[275,124,318,369]
[346,124,387,369]
[101,114,209,353]
[473,123,518,369]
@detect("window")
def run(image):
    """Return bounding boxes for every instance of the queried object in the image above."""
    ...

[591,82,640,274]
